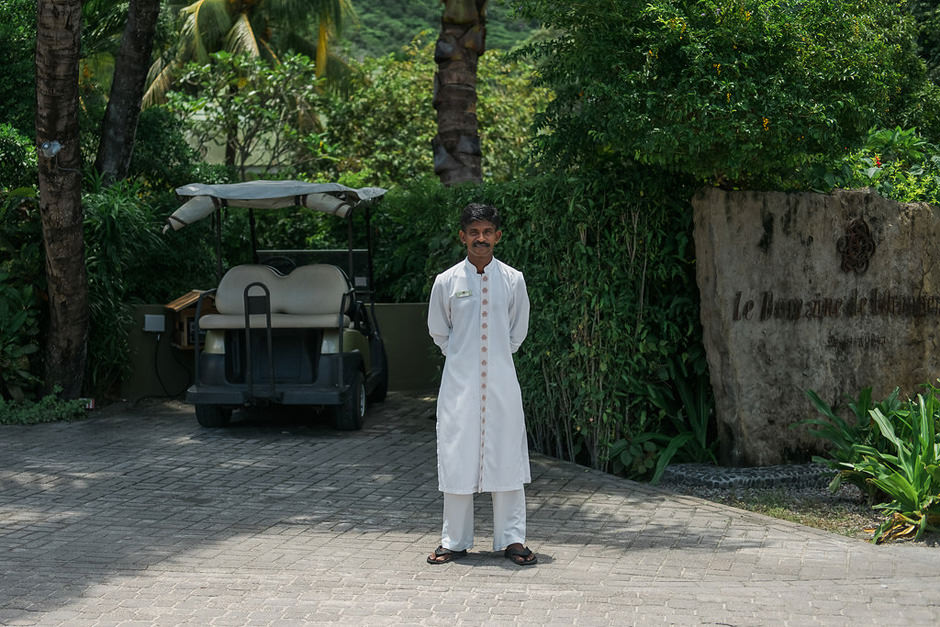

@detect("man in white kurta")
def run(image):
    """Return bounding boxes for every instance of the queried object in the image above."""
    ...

[426,203,536,566]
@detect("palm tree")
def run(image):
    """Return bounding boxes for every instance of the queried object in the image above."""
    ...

[432,0,487,186]
[95,0,163,185]
[143,0,354,107]
[35,0,88,398]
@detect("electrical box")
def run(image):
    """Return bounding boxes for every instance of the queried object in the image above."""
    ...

[143,314,166,333]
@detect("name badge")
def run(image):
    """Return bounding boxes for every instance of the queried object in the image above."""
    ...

[455,290,472,298]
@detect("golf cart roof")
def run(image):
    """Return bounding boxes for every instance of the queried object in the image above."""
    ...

[164,181,387,232]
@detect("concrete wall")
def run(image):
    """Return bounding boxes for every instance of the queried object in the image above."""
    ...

[373,303,441,393]
[120,305,194,402]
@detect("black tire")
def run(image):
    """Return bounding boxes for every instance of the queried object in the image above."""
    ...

[195,404,232,428]
[334,370,366,430]
[367,348,389,404]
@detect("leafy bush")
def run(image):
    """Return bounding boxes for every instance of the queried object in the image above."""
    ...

[501,168,704,475]
[0,124,37,191]
[82,181,218,397]
[83,183,154,397]
[369,178,469,302]
[0,189,44,399]
[167,52,326,181]
[824,126,940,204]
[516,0,936,190]
[801,386,902,500]
[909,0,940,83]
[0,271,40,399]
[0,389,87,425]
[129,106,227,192]
[805,382,940,542]
[366,170,707,478]
[622,345,717,482]
[0,0,36,136]
[861,387,940,542]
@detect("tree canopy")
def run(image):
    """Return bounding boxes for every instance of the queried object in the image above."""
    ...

[311,36,549,187]
[144,0,354,106]
[516,0,939,189]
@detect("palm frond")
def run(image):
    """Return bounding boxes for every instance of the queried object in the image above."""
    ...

[180,0,233,63]
[266,0,355,35]
[226,13,262,57]
[142,56,175,108]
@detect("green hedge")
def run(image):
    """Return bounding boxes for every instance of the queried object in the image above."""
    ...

[369,170,705,476]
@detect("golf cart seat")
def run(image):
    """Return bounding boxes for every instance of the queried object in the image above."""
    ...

[199,263,353,330]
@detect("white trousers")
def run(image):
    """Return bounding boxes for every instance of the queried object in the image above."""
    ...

[441,489,526,552]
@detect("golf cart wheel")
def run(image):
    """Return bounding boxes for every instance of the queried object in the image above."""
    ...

[367,349,389,404]
[334,370,366,431]
[195,404,232,428]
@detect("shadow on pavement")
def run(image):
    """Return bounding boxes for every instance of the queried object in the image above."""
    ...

[1,392,930,623]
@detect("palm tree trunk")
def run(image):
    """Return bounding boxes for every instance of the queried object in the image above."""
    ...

[35,0,88,399]
[432,0,487,186]
[94,0,162,185]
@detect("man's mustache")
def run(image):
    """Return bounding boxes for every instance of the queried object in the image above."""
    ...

[472,241,491,248]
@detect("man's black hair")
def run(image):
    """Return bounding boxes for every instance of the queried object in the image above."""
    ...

[459,203,501,230]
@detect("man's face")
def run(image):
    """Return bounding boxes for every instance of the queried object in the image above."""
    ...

[459,219,502,264]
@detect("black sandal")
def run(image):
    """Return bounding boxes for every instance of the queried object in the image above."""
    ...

[427,545,468,564]
[504,545,537,566]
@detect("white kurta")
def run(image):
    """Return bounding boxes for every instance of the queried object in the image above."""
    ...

[428,257,531,494]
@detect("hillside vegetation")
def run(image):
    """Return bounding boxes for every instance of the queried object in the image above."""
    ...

[340,0,537,59]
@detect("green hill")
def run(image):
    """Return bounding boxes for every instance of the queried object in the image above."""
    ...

[339,0,537,59]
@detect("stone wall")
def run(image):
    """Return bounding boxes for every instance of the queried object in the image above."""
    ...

[693,187,940,466]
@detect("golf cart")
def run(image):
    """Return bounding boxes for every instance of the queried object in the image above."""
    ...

[164,180,389,430]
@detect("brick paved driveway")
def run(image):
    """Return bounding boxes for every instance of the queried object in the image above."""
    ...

[1,392,938,625]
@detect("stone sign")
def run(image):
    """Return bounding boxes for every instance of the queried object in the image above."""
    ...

[693,187,940,466]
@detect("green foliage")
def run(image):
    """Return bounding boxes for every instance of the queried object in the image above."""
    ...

[312,36,549,187]
[609,347,717,482]
[516,0,935,189]
[313,38,437,186]
[341,0,536,59]
[908,0,940,83]
[499,168,702,476]
[635,345,717,482]
[371,171,707,477]
[129,106,227,191]
[81,180,217,397]
[860,386,940,542]
[801,386,902,499]
[804,382,940,542]
[369,178,471,302]
[0,124,37,191]
[0,271,40,399]
[167,52,327,181]
[824,126,940,204]
[0,189,44,399]
[0,388,87,425]
[146,0,356,106]
[83,182,153,397]
[0,0,36,136]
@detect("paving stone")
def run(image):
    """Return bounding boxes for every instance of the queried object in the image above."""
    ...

[0,392,938,625]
